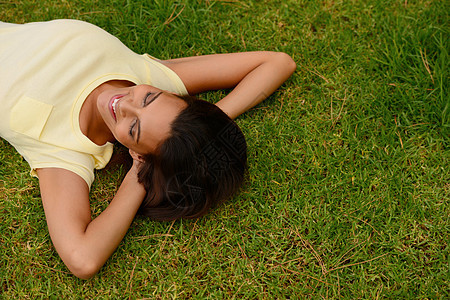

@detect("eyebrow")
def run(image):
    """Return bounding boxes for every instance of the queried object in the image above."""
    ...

[136,91,163,144]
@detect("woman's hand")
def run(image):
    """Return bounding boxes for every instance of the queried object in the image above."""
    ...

[162,51,296,119]
[128,149,145,179]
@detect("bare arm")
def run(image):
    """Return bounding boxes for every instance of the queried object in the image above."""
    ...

[162,51,296,119]
[35,52,294,279]
[36,160,145,279]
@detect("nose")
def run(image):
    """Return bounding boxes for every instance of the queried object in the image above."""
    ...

[118,97,139,118]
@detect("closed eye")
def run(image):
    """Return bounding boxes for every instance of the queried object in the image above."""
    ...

[134,91,162,143]
[143,91,162,107]
[129,119,137,138]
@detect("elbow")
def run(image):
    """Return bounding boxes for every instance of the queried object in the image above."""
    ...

[71,266,99,280]
[271,51,297,76]
[281,52,297,75]
[65,252,102,280]
[70,261,100,280]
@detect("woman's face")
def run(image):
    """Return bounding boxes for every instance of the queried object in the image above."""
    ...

[97,84,187,154]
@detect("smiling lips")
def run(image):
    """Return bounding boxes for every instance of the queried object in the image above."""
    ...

[109,95,124,121]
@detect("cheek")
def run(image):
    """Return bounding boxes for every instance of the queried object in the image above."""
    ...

[113,125,131,146]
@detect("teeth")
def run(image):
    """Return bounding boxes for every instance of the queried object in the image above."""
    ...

[112,98,120,116]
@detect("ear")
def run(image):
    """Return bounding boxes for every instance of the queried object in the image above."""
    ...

[129,149,145,163]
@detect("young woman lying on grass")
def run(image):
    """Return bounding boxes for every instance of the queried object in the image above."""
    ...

[0,19,295,279]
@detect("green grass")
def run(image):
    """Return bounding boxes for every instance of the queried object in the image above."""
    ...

[1,0,448,298]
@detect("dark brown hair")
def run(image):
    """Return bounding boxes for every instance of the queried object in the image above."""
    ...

[136,95,247,221]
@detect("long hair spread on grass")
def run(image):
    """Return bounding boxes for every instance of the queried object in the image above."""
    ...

[136,95,247,221]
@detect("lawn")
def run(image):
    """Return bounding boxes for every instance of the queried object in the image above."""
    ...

[0,0,448,298]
